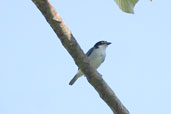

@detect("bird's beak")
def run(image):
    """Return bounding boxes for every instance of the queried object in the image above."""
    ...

[106,42,111,45]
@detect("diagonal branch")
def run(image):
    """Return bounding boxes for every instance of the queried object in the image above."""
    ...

[32,0,129,114]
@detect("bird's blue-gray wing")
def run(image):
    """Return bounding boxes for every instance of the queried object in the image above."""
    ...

[86,47,94,56]
[78,47,94,70]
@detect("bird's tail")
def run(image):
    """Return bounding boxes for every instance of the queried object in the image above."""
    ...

[69,71,83,85]
[69,75,79,85]
[69,70,83,85]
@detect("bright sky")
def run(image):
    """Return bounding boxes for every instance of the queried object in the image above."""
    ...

[0,0,171,114]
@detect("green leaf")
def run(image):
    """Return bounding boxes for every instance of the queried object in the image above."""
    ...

[115,0,139,14]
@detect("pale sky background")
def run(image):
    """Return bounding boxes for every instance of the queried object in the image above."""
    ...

[0,0,171,114]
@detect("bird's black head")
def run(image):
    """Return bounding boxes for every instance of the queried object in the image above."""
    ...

[94,41,111,48]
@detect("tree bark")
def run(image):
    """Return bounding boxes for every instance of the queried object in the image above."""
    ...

[32,0,129,114]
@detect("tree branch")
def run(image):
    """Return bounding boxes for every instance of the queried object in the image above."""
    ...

[32,0,129,114]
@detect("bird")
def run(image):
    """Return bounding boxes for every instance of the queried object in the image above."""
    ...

[69,41,111,85]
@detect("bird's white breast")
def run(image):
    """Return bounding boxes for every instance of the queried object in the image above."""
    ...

[88,46,106,68]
